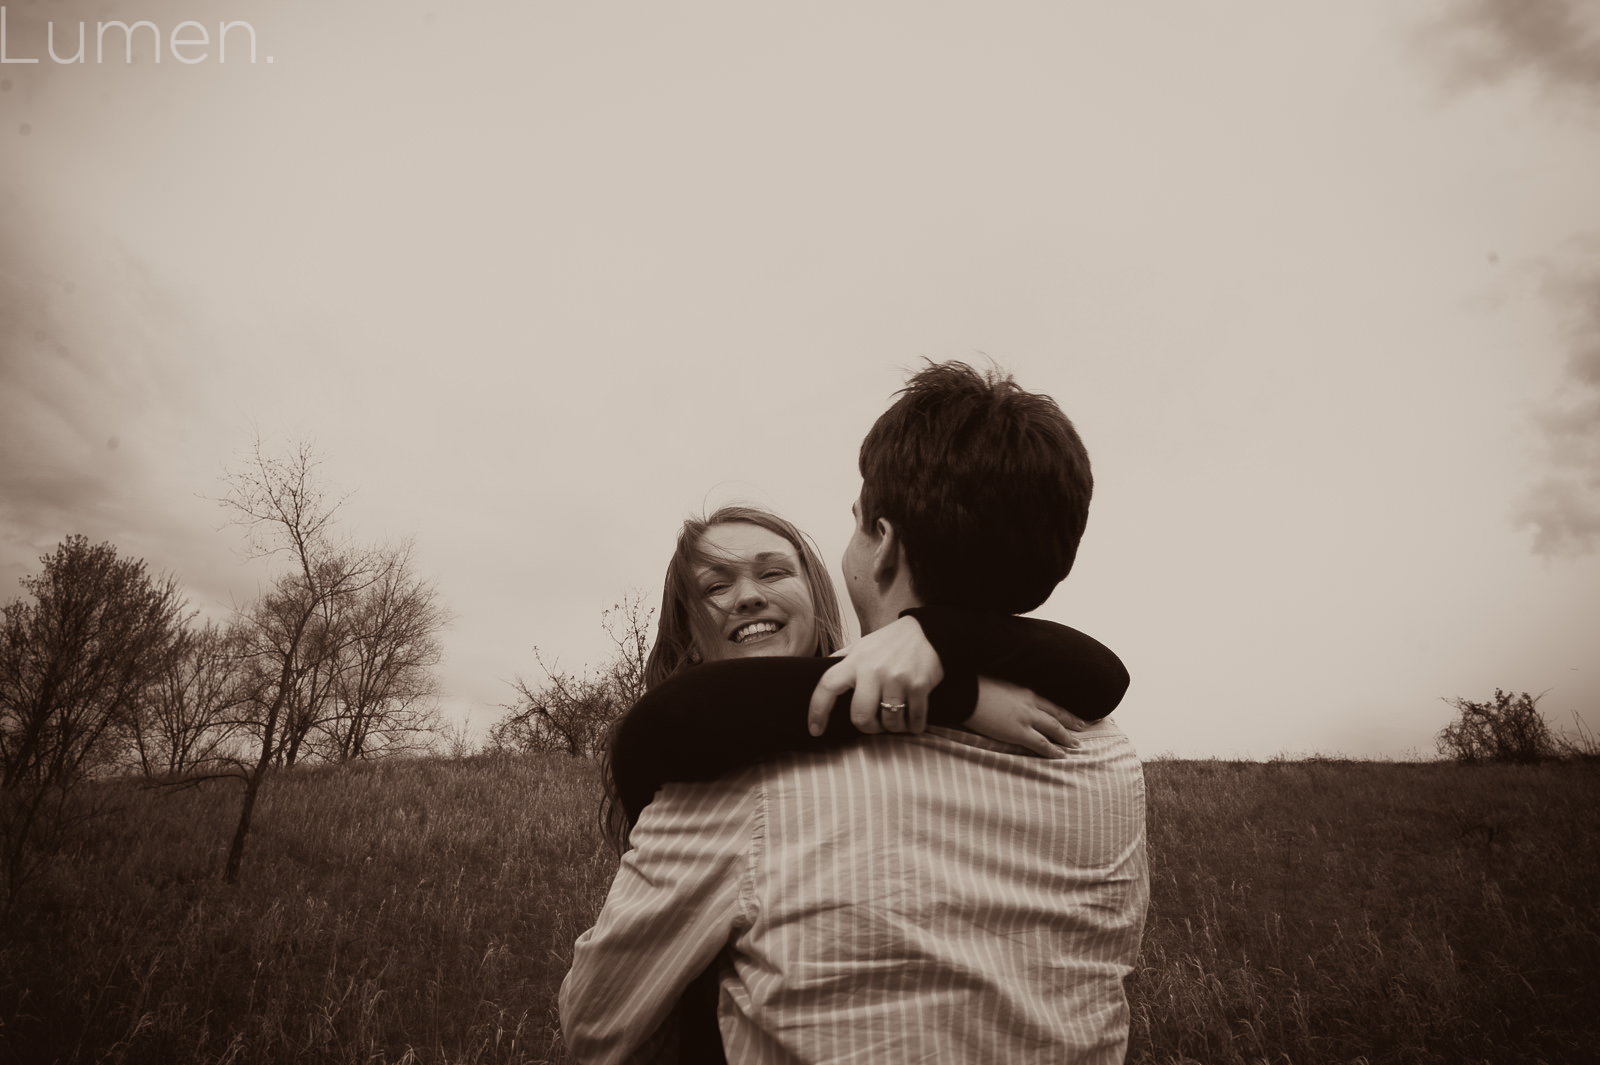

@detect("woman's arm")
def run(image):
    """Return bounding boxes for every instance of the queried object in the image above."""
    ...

[901,606,1129,722]
[609,613,1125,822]
[608,656,976,821]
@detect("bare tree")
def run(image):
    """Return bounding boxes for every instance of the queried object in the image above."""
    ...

[229,570,349,772]
[600,592,652,710]
[319,541,447,762]
[489,592,654,757]
[126,619,249,780]
[221,541,448,769]
[435,711,478,759]
[0,536,187,904]
[493,662,616,757]
[273,580,347,770]
[216,439,381,883]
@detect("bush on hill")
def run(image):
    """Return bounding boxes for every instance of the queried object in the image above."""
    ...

[1436,689,1561,764]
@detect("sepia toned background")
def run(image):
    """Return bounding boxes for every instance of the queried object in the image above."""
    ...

[2,0,1597,758]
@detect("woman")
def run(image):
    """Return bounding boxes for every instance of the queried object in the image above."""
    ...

[644,505,847,687]
[597,504,1129,1062]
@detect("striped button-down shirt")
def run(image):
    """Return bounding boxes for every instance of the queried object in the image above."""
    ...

[560,718,1148,1064]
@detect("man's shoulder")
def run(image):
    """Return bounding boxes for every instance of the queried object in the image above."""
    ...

[628,766,767,854]
[651,764,766,807]
[642,718,1142,818]
[750,719,1140,792]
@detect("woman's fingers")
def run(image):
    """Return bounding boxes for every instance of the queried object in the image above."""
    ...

[906,687,929,734]
[834,616,941,734]
[877,690,915,734]
[881,675,932,733]
[1035,711,1081,751]
[1037,696,1090,732]
[851,677,885,733]
[809,660,917,736]
[853,672,921,734]
[808,658,855,736]
[808,623,939,736]
[1013,723,1069,759]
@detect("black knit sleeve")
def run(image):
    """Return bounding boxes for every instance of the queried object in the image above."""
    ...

[608,657,978,822]
[608,613,1127,822]
[899,606,1129,722]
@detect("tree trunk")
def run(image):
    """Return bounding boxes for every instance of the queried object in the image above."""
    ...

[223,682,285,884]
[222,767,263,884]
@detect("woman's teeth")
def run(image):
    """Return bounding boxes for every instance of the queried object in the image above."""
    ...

[732,621,782,644]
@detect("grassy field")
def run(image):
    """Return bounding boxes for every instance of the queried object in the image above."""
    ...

[2,753,1596,1064]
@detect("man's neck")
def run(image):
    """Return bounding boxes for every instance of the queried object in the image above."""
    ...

[859,590,922,635]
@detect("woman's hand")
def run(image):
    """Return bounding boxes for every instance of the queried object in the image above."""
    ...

[807,616,942,735]
[966,676,1088,758]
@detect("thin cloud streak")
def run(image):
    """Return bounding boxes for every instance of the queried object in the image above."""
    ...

[1516,238,1600,556]
[0,208,119,554]
[1421,0,1600,106]
[0,199,244,607]
[1419,0,1600,556]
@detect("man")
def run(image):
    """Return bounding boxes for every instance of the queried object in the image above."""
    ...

[561,361,1148,1063]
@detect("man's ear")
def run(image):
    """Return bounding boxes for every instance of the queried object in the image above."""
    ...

[869,518,904,586]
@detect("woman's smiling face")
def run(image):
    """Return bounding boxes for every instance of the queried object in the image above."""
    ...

[692,522,818,662]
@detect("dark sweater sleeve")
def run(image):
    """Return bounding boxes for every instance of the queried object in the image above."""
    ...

[609,657,978,822]
[899,606,1129,722]
[609,614,1128,822]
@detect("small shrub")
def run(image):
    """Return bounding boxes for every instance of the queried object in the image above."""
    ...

[1436,689,1558,764]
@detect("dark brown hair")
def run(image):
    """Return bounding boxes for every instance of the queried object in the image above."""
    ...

[858,360,1093,613]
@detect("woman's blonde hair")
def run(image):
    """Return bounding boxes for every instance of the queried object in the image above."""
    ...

[643,504,845,686]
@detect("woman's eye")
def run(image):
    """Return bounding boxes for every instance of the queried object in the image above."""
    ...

[763,569,792,580]
[704,584,729,597]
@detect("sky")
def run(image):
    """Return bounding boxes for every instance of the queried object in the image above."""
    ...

[2,0,1597,759]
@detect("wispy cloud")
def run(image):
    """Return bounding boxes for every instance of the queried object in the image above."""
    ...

[1419,0,1600,107]
[1416,0,1600,556]
[1515,238,1600,556]
[0,198,239,600]
[0,206,123,551]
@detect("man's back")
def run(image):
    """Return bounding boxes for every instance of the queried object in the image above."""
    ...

[721,719,1148,1064]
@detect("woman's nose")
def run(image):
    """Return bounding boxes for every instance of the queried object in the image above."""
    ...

[732,577,767,610]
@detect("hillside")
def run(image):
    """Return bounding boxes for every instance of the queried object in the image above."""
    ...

[2,754,1595,1064]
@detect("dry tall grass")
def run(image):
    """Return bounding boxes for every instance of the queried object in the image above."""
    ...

[2,754,1595,1064]
[1,754,615,1064]
[1131,758,1599,1064]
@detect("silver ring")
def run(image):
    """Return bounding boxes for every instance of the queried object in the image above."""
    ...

[879,701,907,714]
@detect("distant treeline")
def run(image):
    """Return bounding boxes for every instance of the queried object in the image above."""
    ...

[1,438,449,896]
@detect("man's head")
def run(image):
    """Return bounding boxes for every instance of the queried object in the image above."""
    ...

[841,361,1093,632]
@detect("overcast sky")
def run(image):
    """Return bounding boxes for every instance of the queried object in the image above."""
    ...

[2,0,1597,758]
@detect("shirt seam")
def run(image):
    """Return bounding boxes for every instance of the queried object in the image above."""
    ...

[736,770,765,934]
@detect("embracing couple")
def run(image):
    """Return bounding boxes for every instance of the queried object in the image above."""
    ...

[560,361,1149,1064]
